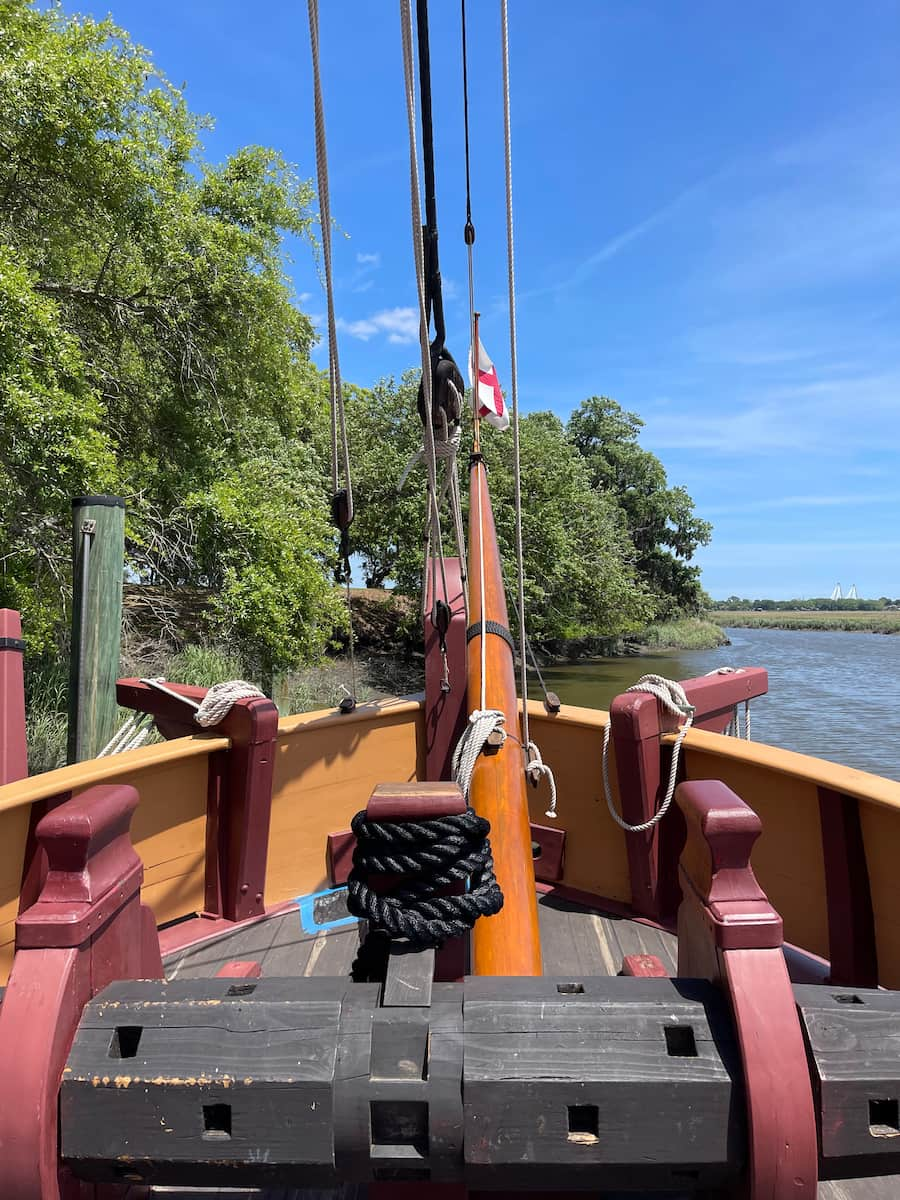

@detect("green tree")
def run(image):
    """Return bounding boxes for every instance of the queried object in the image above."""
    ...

[346,376,653,643]
[482,412,653,642]
[344,372,427,590]
[567,397,712,617]
[0,1,342,666]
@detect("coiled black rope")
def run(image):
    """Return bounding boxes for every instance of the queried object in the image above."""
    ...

[346,806,504,954]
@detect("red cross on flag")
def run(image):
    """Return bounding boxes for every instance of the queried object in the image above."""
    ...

[468,336,509,431]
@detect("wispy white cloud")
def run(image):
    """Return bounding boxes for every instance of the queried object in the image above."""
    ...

[356,252,381,267]
[703,492,900,517]
[519,173,719,304]
[337,307,419,345]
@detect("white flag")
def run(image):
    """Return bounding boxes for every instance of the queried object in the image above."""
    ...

[468,336,509,431]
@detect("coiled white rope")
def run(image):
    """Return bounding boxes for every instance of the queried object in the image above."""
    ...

[98,678,266,757]
[452,709,507,802]
[602,674,695,833]
[193,680,265,727]
[526,741,558,820]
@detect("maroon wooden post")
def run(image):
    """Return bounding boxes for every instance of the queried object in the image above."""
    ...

[1,609,28,783]
[817,785,878,987]
[0,785,163,1200]
[424,557,467,781]
[610,667,768,922]
[676,778,818,1200]
[116,679,279,922]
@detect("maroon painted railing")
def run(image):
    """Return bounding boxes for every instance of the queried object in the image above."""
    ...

[610,667,768,921]
[0,784,163,1200]
[817,785,879,988]
[116,679,279,923]
[424,557,467,782]
[676,778,818,1200]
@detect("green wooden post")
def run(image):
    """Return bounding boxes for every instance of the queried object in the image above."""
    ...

[67,495,126,763]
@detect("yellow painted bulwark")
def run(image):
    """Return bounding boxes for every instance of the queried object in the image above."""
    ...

[267,698,426,904]
[524,702,631,904]
[0,734,224,982]
[2,696,900,991]
[678,727,900,975]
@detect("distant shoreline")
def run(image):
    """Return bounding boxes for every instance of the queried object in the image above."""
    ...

[711,610,900,635]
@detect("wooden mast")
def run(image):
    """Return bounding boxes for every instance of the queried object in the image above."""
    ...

[467,319,542,976]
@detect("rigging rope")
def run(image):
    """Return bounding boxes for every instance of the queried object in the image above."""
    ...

[308,0,358,707]
[500,0,558,813]
[705,666,752,739]
[460,0,477,395]
[399,0,451,620]
[452,708,507,801]
[601,674,695,833]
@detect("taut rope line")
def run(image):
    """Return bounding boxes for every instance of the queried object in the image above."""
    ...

[399,0,450,615]
[307,0,357,706]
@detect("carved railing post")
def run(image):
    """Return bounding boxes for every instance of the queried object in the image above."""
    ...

[676,778,817,1200]
[0,784,163,1200]
[115,680,280,922]
[610,667,768,921]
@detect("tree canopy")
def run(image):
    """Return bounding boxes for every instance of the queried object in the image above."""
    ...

[0,0,343,666]
[2,0,713,669]
[568,397,712,616]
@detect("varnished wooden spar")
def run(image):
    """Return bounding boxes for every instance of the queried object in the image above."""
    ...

[467,457,542,975]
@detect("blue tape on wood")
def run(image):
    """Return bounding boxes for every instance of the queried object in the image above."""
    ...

[296,886,358,934]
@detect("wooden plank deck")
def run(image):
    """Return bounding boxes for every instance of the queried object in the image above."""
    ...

[158,891,895,1200]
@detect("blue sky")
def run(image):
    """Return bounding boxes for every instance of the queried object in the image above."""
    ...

[76,0,900,599]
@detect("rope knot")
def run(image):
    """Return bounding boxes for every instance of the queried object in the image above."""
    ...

[526,740,559,820]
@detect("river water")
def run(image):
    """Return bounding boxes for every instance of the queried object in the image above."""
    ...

[531,626,900,781]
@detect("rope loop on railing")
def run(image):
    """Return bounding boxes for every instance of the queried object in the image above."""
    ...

[601,674,695,833]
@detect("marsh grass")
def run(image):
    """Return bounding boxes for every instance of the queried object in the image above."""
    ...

[712,610,900,634]
[636,618,729,651]
[23,639,423,774]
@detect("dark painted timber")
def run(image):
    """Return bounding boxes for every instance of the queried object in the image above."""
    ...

[817,786,879,989]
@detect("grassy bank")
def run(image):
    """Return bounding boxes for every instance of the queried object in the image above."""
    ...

[711,610,900,634]
[631,618,729,651]
[25,642,423,777]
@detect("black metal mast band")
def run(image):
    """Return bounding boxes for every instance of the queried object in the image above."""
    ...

[466,620,515,655]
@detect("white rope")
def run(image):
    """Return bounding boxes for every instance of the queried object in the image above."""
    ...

[452,709,506,801]
[98,711,154,757]
[398,424,462,493]
[139,676,265,728]
[141,676,200,710]
[307,0,352,520]
[526,741,559,820]
[602,674,695,833]
[704,666,752,740]
[500,0,529,745]
[194,680,265,727]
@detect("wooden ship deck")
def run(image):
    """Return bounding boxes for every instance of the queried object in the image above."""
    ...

[158,893,896,1200]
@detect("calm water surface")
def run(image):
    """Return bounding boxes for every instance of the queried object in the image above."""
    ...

[531,626,900,781]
